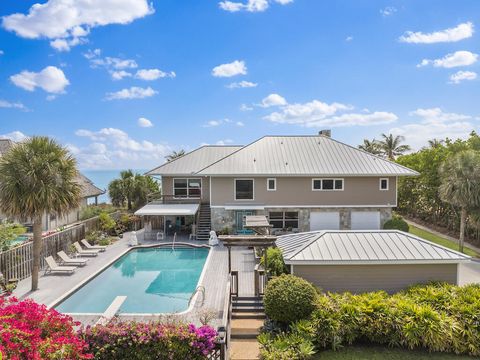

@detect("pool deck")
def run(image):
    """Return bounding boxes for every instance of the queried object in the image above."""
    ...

[12,235,256,329]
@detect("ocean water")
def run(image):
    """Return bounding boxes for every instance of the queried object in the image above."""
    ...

[82,169,148,203]
[55,247,209,314]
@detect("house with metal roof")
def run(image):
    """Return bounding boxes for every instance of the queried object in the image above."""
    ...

[276,230,470,293]
[0,139,105,231]
[143,133,418,241]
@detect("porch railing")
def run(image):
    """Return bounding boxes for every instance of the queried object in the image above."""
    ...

[147,193,202,204]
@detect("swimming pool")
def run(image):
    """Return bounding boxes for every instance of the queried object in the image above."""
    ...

[55,247,209,314]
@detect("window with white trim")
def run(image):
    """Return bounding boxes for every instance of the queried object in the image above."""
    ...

[235,179,254,200]
[267,178,276,191]
[173,178,201,198]
[269,211,299,229]
[380,178,389,191]
[312,178,344,191]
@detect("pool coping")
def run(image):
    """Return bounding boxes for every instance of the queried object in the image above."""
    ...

[49,242,214,318]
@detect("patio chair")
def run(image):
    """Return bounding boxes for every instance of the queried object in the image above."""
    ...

[44,256,76,275]
[81,239,107,252]
[57,251,88,266]
[73,242,99,257]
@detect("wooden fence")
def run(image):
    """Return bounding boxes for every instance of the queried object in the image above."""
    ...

[0,211,121,282]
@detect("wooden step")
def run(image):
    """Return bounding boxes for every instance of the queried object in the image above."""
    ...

[230,339,260,360]
[232,312,266,319]
[231,318,263,337]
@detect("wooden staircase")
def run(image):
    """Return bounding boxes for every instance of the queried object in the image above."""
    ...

[196,203,211,241]
[229,296,265,360]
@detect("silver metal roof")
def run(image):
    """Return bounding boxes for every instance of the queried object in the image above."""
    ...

[277,230,470,264]
[197,136,418,176]
[146,145,242,176]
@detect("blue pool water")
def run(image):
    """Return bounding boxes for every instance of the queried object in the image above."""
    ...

[56,247,209,314]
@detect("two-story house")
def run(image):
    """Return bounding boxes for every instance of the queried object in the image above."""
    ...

[144,134,418,240]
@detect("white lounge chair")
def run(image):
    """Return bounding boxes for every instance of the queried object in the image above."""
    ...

[57,251,88,266]
[81,239,107,252]
[44,256,76,275]
[73,242,99,257]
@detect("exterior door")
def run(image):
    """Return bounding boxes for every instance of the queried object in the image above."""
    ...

[310,211,340,231]
[235,210,255,234]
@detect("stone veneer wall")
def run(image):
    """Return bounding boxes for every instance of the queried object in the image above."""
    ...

[211,207,392,232]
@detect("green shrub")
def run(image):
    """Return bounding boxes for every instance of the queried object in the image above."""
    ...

[80,204,117,220]
[99,212,116,234]
[261,247,288,276]
[264,274,317,324]
[383,215,409,232]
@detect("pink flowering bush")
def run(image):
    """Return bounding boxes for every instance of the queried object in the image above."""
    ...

[81,320,218,360]
[0,297,93,360]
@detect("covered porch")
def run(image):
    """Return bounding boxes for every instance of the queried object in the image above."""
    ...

[134,203,200,241]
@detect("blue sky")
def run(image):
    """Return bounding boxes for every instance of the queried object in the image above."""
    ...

[1,0,479,169]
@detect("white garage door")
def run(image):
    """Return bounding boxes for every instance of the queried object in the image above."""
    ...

[351,211,381,230]
[310,212,340,231]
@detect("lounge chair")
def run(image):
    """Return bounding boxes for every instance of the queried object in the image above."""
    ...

[81,239,107,252]
[44,256,76,275]
[57,251,88,266]
[73,242,99,257]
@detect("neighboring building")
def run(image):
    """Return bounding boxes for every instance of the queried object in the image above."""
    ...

[144,134,418,239]
[276,230,470,293]
[0,139,104,231]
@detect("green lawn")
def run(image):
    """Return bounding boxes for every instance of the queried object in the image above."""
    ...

[408,225,479,258]
[316,346,474,359]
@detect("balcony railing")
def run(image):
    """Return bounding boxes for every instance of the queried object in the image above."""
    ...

[147,193,201,204]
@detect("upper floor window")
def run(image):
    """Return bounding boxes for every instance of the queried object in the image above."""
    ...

[312,178,344,191]
[173,178,201,198]
[235,179,254,200]
[267,178,276,191]
[380,178,389,191]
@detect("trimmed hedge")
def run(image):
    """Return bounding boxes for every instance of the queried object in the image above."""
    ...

[264,274,317,324]
[383,215,409,232]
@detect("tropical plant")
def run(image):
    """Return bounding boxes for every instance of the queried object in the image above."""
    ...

[358,139,381,155]
[108,170,159,210]
[80,204,117,220]
[428,138,445,148]
[264,274,318,324]
[383,215,409,232]
[0,297,92,359]
[98,212,116,234]
[439,150,480,252]
[0,222,26,251]
[0,137,81,291]
[378,133,411,160]
[165,149,186,162]
[260,247,288,276]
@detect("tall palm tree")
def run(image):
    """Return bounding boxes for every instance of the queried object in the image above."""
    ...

[165,149,185,162]
[428,139,445,148]
[378,133,411,160]
[439,150,480,252]
[0,137,81,291]
[108,170,159,210]
[358,139,381,155]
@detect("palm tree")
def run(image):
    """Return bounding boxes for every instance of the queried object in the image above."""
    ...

[439,150,480,252]
[165,149,185,162]
[428,139,445,148]
[108,170,159,210]
[358,139,381,155]
[378,133,411,160]
[0,137,81,291]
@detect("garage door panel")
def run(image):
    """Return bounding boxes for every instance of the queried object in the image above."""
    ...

[310,212,340,231]
[351,211,380,230]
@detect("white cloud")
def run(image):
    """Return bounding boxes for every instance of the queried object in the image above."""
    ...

[0,131,28,142]
[400,22,474,44]
[418,50,478,68]
[105,86,157,100]
[227,80,257,89]
[345,36,353,42]
[138,117,153,127]
[0,99,27,111]
[260,93,288,107]
[135,69,176,81]
[203,120,223,127]
[73,127,171,169]
[219,0,292,12]
[91,56,138,70]
[10,66,69,93]
[83,48,101,59]
[449,70,477,84]
[390,108,476,149]
[46,94,56,101]
[215,139,234,145]
[236,121,245,126]
[380,6,397,16]
[212,60,247,77]
[240,104,253,111]
[0,50,4,55]
[302,112,398,128]
[2,0,154,51]
[111,70,132,80]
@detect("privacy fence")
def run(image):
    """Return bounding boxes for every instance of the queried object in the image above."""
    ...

[0,212,121,282]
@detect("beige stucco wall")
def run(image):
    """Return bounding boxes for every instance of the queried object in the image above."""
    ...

[42,198,88,230]
[162,176,211,203]
[210,176,396,207]
[292,263,458,294]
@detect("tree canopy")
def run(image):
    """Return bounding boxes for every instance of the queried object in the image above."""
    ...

[108,170,159,210]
